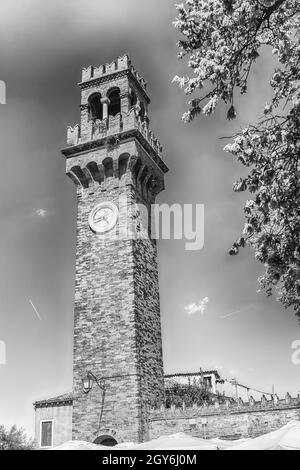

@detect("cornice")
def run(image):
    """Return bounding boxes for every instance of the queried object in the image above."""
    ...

[61,129,169,174]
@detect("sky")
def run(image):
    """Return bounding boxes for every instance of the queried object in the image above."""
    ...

[0,0,299,437]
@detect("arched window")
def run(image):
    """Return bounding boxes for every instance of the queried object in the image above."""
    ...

[108,88,121,117]
[88,93,103,121]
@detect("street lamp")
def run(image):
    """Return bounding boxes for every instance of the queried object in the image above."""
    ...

[81,371,106,437]
[82,371,105,394]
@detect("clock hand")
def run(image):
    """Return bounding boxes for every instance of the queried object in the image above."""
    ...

[94,215,106,223]
[94,214,110,224]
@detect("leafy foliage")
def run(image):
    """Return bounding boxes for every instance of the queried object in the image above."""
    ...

[0,425,35,450]
[165,382,221,407]
[174,0,300,318]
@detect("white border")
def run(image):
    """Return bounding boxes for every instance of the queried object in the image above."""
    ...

[88,201,119,234]
[40,419,54,449]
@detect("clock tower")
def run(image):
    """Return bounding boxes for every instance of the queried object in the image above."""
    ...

[61,55,168,444]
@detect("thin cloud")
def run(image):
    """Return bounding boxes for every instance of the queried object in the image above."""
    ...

[35,208,47,217]
[184,297,209,316]
[220,304,253,319]
[29,299,42,321]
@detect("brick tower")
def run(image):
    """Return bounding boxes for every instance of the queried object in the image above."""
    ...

[61,55,168,444]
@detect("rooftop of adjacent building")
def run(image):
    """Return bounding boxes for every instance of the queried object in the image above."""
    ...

[34,392,73,408]
[165,369,222,380]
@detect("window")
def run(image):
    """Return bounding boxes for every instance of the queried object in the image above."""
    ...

[108,89,121,117]
[204,376,212,389]
[88,93,103,121]
[40,420,53,448]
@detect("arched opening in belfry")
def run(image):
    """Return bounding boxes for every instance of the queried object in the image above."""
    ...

[130,90,137,108]
[103,157,114,178]
[108,88,121,117]
[88,93,103,121]
[93,435,117,447]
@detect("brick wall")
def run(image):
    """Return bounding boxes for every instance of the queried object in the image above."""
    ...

[70,141,166,443]
[149,398,300,440]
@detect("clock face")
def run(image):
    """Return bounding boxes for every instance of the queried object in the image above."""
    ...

[89,202,118,234]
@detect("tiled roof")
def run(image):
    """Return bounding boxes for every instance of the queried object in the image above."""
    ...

[34,392,73,408]
[34,370,223,408]
[165,370,221,380]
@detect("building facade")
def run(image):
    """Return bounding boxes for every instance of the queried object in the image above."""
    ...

[165,370,223,395]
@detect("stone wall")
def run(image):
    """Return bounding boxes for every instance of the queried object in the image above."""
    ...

[34,394,300,447]
[149,396,300,440]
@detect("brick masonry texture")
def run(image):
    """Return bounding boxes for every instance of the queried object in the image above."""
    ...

[72,177,165,443]
[63,57,168,444]
[149,399,300,440]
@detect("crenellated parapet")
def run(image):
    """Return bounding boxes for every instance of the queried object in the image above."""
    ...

[67,124,80,146]
[80,55,148,98]
[66,107,163,157]
[64,107,167,179]
[150,393,300,419]
[149,393,300,441]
